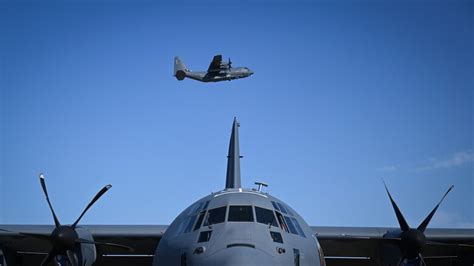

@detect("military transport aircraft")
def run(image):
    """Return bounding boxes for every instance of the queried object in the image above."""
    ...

[173,55,253,82]
[1,118,473,266]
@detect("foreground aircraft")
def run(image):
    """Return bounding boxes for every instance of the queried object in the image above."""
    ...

[1,118,473,266]
[174,55,253,82]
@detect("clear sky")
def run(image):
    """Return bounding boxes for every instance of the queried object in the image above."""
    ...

[0,0,472,229]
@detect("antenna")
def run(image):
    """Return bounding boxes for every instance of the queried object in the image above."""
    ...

[255,181,268,192]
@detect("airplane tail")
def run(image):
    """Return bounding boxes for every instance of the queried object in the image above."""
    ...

[174,56,188,81]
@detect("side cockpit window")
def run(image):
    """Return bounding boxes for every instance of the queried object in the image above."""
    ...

[277,202,289,214]
[203,206,226,226]
[270,200,306,237]
[284,216,299,235]
[271,201,280,211]
[198,230,212,243]
[175,200,210,236]
[275,211,289,232]
[255,206,278,227]
[228,206,254,222]
[194,211,206,231]
[291,217,306,237]
[187,200,209,215]
[270,231,283,243]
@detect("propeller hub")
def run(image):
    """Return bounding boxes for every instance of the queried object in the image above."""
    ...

[400,229,426,259]
[51,226,78,253]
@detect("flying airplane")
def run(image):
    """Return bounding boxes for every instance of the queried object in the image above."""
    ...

[173,55,254,82]
[1,118,473,266]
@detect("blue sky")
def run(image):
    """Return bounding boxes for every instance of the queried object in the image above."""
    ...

[1,0,472,229]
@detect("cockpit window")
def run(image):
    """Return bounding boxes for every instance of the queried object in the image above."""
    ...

[175,215,196,235]
[277,203,289,214]
[194,211,206,231]
[198,230,212,243]
[228,206,254,222]
[285,216,306,237]
[201,201,209,210]
[183,215,198,233]
[284,205,294,216]
[271,201,281,211]
[284,216,299,235]
[291,217,306,237]
[203,206,226,226]
[255,206,278,227]
[270,231,283,243]
[187,200,210,215]
[275,211,289,232]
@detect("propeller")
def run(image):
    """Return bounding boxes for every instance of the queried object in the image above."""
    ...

[228,57,232,69]
[1,173,133,266]
[383,181,455,264]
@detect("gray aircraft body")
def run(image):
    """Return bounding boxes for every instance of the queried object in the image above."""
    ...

[174,55,253,82]
[153,118,325,266]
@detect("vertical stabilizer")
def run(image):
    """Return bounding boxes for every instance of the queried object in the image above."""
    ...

[225,117,241,189]
[174,56,188,81]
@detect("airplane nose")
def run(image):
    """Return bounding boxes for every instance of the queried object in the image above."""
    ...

[248,69,254,75]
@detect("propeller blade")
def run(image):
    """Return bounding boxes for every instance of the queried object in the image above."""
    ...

[40,250,57,266]
[66,250,79,266]
[417,185,454,232]
[419,253,426,266]
[76,238,135,252]
[427,240,474,248]
[383,181,410,231]
[0,228,51,241]
[39,173,61,228]
[72,184,112,228]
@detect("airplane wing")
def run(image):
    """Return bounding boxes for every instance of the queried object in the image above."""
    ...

[0,225,166,266]
[2,225,473,265]
[207,54,223,72]
[313,226,474,266]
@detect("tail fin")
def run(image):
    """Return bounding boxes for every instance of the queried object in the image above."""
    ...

[225,117,241,189]
[174,56,188,81]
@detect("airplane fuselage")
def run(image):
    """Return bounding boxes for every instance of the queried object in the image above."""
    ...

[183,67,253,82]
[153,189,324,266]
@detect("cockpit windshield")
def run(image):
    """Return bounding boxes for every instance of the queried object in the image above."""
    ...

[228,206,254,222]
[255,206,278,227]
[192,203,304,239]
[203,206,226,226]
